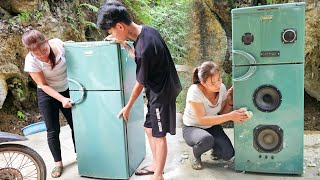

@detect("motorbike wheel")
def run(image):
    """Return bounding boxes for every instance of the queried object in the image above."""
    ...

[0,144,46,180]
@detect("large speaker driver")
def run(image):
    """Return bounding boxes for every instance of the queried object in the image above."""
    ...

[253,125,283,153]
[253,85,282,112]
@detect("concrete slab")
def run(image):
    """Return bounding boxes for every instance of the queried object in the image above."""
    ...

[15,124,320,180]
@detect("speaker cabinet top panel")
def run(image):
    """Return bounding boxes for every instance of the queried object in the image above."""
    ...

[231,2,305,14]
[231,2,305,66]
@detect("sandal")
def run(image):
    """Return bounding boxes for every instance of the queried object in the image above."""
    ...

[135,166,154,176]
[51,166,63,178]
[191,157,202,170]
[210,150,220,160]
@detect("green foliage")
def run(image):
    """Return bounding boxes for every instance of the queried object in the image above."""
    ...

[176,72,193,112]
[149,1,190,65]
[121,0,191,110]
[34,10,43,20]
[122,0,190,65]
[7,78,24,99]
[122,0,153,25]
[84,21,99,31]
[80,3,99,12]
[17,111,26,119]
[222,72,232,89]
[267,0,273,4]
[18,10,43,21]
[63,2,100,38]
[63,15,80,33]
[18,12,32,21]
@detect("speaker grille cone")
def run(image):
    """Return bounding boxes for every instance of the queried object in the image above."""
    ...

[242,33,254,45]
[253,125,283,153]
[282,29,297,43]
[253,85,282,112]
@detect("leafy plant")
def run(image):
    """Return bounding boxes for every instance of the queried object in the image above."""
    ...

[17,111,26,119]
[122,0,153,25]
[267,0,274,4]
[122,0,190,65]
[34,10,43,20]
[18,12,32,21]
[80,3,99,12]
[63,2,100,38]
[7,78,24,98]
[149,1,190,65]
[176,72,193,112]
[121,0,191,110]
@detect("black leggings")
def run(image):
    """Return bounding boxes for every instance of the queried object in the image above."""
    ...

[37,88,75,162]
[182,125,234,160]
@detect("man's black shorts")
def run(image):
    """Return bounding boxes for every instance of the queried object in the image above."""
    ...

[144,100,176,137]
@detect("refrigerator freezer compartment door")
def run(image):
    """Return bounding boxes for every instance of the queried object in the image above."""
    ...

[232,2,305,65]
[65,41,122,91]
[70,91,129,179]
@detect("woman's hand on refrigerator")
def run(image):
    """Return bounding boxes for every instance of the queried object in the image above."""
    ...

[118,105,131,122]
[226,86,233,106]
[62,97,72,108]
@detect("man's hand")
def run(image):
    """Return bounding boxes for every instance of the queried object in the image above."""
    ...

[104,35,135,58]
[104,35,128,47]
[117,105,131,122]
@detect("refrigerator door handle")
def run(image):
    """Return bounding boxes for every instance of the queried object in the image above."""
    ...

[68,78,85,105]
[233,50,257,81]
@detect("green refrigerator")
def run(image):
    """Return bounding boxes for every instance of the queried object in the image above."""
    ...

[232,3,305,174]
[65,41,146,179]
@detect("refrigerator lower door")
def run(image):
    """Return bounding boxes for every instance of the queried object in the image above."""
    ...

[70,90,129,179]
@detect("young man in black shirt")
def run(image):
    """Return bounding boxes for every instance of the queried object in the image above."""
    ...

[97,1,181,179]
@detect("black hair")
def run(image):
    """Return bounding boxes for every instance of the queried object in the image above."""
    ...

[192,61,219,84]
[96,0,132,30]
[192,68,201,84]
[48,47,56,69]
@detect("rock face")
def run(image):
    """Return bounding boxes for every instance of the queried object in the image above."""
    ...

[0,64,22,108]
[0,0,38,13]
[187,0,233,86]
[304,1,320,100]
[187,0,229,68]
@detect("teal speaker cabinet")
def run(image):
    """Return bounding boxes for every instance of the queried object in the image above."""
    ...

[232,3,305,174]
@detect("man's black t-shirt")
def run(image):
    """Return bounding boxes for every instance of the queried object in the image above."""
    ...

[134,25,181,104]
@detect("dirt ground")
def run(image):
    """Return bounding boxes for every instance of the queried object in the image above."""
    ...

[0,91,319,135]
[304,91,320,131]
[0,111,67,135]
